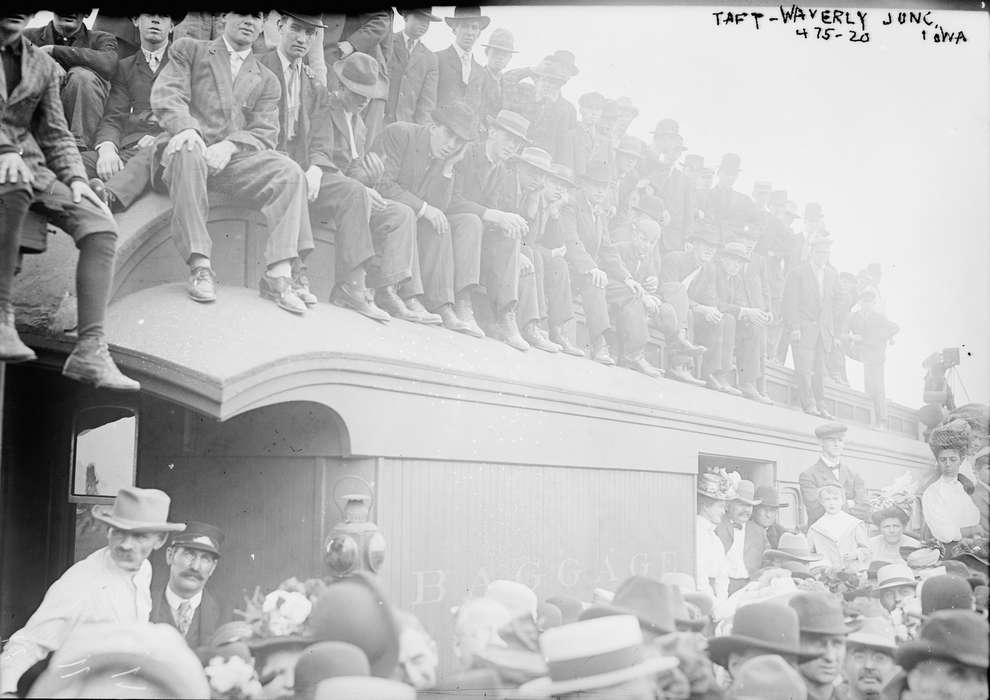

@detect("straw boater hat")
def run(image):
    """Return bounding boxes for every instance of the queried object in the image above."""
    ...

[91,487,186,533]
[487,109,531,143]
[707,601,819,668]
[444,6,490,30]
[547,163,576,189]
[764,532,819,563]
[517,615,678,697]
[333,53,387,100]
[871,563,917,594]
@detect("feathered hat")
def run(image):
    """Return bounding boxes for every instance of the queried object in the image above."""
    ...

[869,472,918,526]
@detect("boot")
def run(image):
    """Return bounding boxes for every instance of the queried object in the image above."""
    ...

[438,304,474,335]
[402,297,443,325]
[591,336,615,366]
[671,329,706,356]
[330,281,390,322]
[740,382,773,405]
[375,286,420,322]
[453,294,485,338]
[62,335,140,391]
[716,372,743,396]
[619,353,662,378]
[549,325,584,357]
[522,322,561,353]
[0,303,36,363]
[668,364,706,386]
[495,310,529,351]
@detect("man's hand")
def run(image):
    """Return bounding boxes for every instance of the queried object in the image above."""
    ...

[165,128,205,158]
[71,180,112,215]
[551,245,566,259]
[366,187,388,213]
[362,152,385,183]
[39,44,54,54]
[520,255,534,274]
[304,165,323,202]
[624,278,645,298]
[698,305,722,325]
[96,143,124,180]
[136,134,157,150]
[204,140,237,174]
[486,210,527,239]
[644,275,659,294]
[790,329,802,343]
[589,268,607,289]
[642,295,661,315]
[0,152,34,185]
[422,204,449,235]
[442,143,468,175]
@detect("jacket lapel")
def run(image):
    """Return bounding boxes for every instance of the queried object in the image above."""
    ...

[207,38,235,117]
[6,40,44,107]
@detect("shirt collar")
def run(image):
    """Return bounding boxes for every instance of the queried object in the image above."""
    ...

[221,36,251,61]
[165,585,204,612]
[820,454,840,469]
[144,42,168,60]
[275,47,300,73]
[451,42,472,62]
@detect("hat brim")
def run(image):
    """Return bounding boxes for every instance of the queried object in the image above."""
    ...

[333,61,387,100]
[482,43,518,53]
[431,110,474,142]
[517,654,678,698]
[580,604,674,637]
[846,634,897,653]
[485,116,531,144]
[508,155,555,175]
[246,634,313,654]
[732,495,761,505]
[403,10,441,21]
[708,635,820,668]
[897,640,989,671]
[171,540,221,557]
[91,506,186,533]
[763,549,819,563]
[696,489,732,501]
[870,579,918,594]
[798,620,859,637]
[445,16,491,30]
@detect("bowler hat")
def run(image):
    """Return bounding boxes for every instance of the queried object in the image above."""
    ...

[578,161,612,186]
[517,615,678,697]
[730,479,761,505]
[814,421,848,439]
[510,146,555,175]
[633,195,664,225]
[896,610,989,670]
[314,676,415,700]
[431,101,476,142]
[294,641,371,699]
[482,27,516,52]
[578,91,606,109]
[333,53,387,99]
[400,7,441,21]
[720,153,742,173]
[708,602,819,668]
[579,576,677,636]
[309,572,400,678]
[764,532,818,563]
[170,521,224,557]
[487,109,531,143]
[651,118,679,136]
[548,163,576,188]
[846,616,897,652]
[91,487,186,533]
[755,485,788,508]
[444,6,490,30]
[920,574,974,616]
[683,153,704,170]
[281,11,328,28]
[728,654,808,700]
[789,591,856,636]
[615,135,644,159]
[543,49,579,78]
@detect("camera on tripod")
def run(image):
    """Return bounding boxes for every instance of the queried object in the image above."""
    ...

[918,348,961,432]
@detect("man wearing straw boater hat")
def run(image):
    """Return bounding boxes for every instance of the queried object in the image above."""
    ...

[0,487,184,695]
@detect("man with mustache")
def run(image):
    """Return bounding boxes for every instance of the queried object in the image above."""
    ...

[150,521,224,649]
[715,479,769,594]
[839,618,897,700]
[0,487,184,695]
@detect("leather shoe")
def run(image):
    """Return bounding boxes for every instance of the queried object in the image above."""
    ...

[522,322,561,353]
[740,383,773,405]
[260,275,307,315]
[291,268,318,307]
[187,266,217,303]
[817,406,835,419]
[331,282,390,322]
[375,287,419,322]
[454,296,485,338]
[591,338,615,366]
[671,333,706,356]
[62,336,140,391]
[803,406,822,417]
[403,297,443,325]
[669,365,706,386]
[0,303,36,363]
[620,355,662,378]
[550,326,584,357]
[495,310,529,351]
[438,305,475,335]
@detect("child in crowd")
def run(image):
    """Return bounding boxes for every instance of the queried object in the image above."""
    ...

[807,484,870,573]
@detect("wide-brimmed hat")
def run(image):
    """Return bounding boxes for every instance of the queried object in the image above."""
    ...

[314,676,415,700]
[728,654,808,700]
[754,485,788,509]
[170,521,224,557]
[309,572,400,678]
[708,602,818,668]
[131,9,187,24]
[578,161,612,186]
[697,471,736,501]
[814,421,848,439]
[547,163,576,188]
[542,49,579,78]
[896,610,989,671]
[510,146,555,175]
[730,479,761,505]
[578,576,677,636]
[632,195,664,225]
[872,564,917,594]
[517,615,678,697]
[91,487,186,533]
[846,616,897,653]
[487,109,531,143]
[764,533,819,563]
[333,53,386,99]
[485,579,538,620]
[431,101,476,141]
[400,7,441,21]
[651,118,679,136]
[719,153,742,173]
[921,574,974,616]
[482,27,516,52]
[281,11,328,28]
[444,6,490,30]
[789,591,857,637]
[294,641,370,699]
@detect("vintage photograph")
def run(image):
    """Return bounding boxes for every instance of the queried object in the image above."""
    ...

[0,2,987,698]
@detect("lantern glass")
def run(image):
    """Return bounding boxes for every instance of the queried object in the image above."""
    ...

[367,532,386,572]
[325,534,358,575]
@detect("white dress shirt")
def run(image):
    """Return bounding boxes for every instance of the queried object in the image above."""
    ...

[696,515,729,601]
[276,48,303,141]
[222,36,252,79]
[143,43,167,73]
[922,476,981,543]
[451,42,473,84]
[725,523,748,579]
[0,547,153,694]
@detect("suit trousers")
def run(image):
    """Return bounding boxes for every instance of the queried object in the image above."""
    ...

[736,321,766,387]
[607,281,649,360]
[308,173,376,283]
[404,212,482,311]
[571,271,610,341]
[61,67,110,148]
[163,148,309,267]
[517,246,543,328]
[366,201,417,291]
[864,361,887,422]
[827,344,849,383]
[82,146,154,210]
[693,310,737,379]
[792,322,827,410]
[481,224,521,312]
[538,248,573,328]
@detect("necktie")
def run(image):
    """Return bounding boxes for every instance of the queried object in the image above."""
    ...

[407,37,416,55]
[461,52,471,84]
[146,51,159,72]
[286,61,301,142]
[176,600,193,636]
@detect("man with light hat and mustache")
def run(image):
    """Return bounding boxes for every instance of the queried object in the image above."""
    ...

[0,487,185,695]
[839,617,898,700]
[717,479,771,594]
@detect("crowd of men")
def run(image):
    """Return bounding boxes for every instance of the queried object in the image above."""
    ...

[1,8,903,425]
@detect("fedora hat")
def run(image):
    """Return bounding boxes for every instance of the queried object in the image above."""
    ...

[764,532,818,563]
[543,49,579,78]
[170,521,224,557]
[754,485,788,509]
[651,118,679,136]
[730,479,761,505]
[482,27,516,52]
[510,146,555,175]
[91,487,186,533]
[400,7,441,22]
[309,572,400,678]
[872,563,917,594]
[281,11,328,28]
[487,109,531,143]
[697,471,736,501]
[314,676,415,700]
[896,610,989,671]
[578,576,676,636]
[333,53,386,100]
[431,101,476,142]
[846,616,897,653]
[548,163,576,188]
[444,6,490,30]
[632,195,664,225]
[578,161,612,186]
[789,591,857,637]
[687,219,721,247]
[728,654,808,700]
[294,641,370,698]
[708,601,819,668]
[517,615,678,697]
[719,153,742,172]
[921,574,974,616]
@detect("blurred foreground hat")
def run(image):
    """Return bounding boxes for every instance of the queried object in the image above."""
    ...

[728,654,808,700]
[91,487,186,533]
[708,602,817,668]
[482,27,517,52]
[486,579,538,620]
[444,6,491,30]
[579,576,677,636]
[294,641,370,699]
[314,676,415,700]
[921,574,975,616]
[400,7,441,21]
[896,610,989,671]
[546,595,583,624]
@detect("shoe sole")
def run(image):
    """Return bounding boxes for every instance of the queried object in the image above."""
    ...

[332,297,391,323]
[1,350,38,363]
[62,367,141,391]
[188,292,217,303]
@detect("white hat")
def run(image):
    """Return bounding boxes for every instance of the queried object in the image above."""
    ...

[517,615,678,697]
[314,676,415,700]
[485,580,538,620]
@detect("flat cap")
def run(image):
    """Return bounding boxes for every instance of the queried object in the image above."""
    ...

[814,422,848,439]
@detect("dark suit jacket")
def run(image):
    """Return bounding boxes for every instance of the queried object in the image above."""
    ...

[660,168,696,252]
[559,192,629,282]
[256,51,335,173]
[386,33,437,125]
[478,66,503,127]
[327,91,375,182]
[372,121,453,213]
[0,38,87,192]
[742,252,772,313]
[501,67,575,159]
[94,46,169,149]
[447,140,506,218]
[847,309,899,365]
[23,22,118,80]
[782,262,837,347]
[321,11,393,85]
[716,518,770,577]
[434,45,486,120]
[798,458,869,523]
[704,186,757,242]
[150,586,222,650]
[151,37,280,175]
